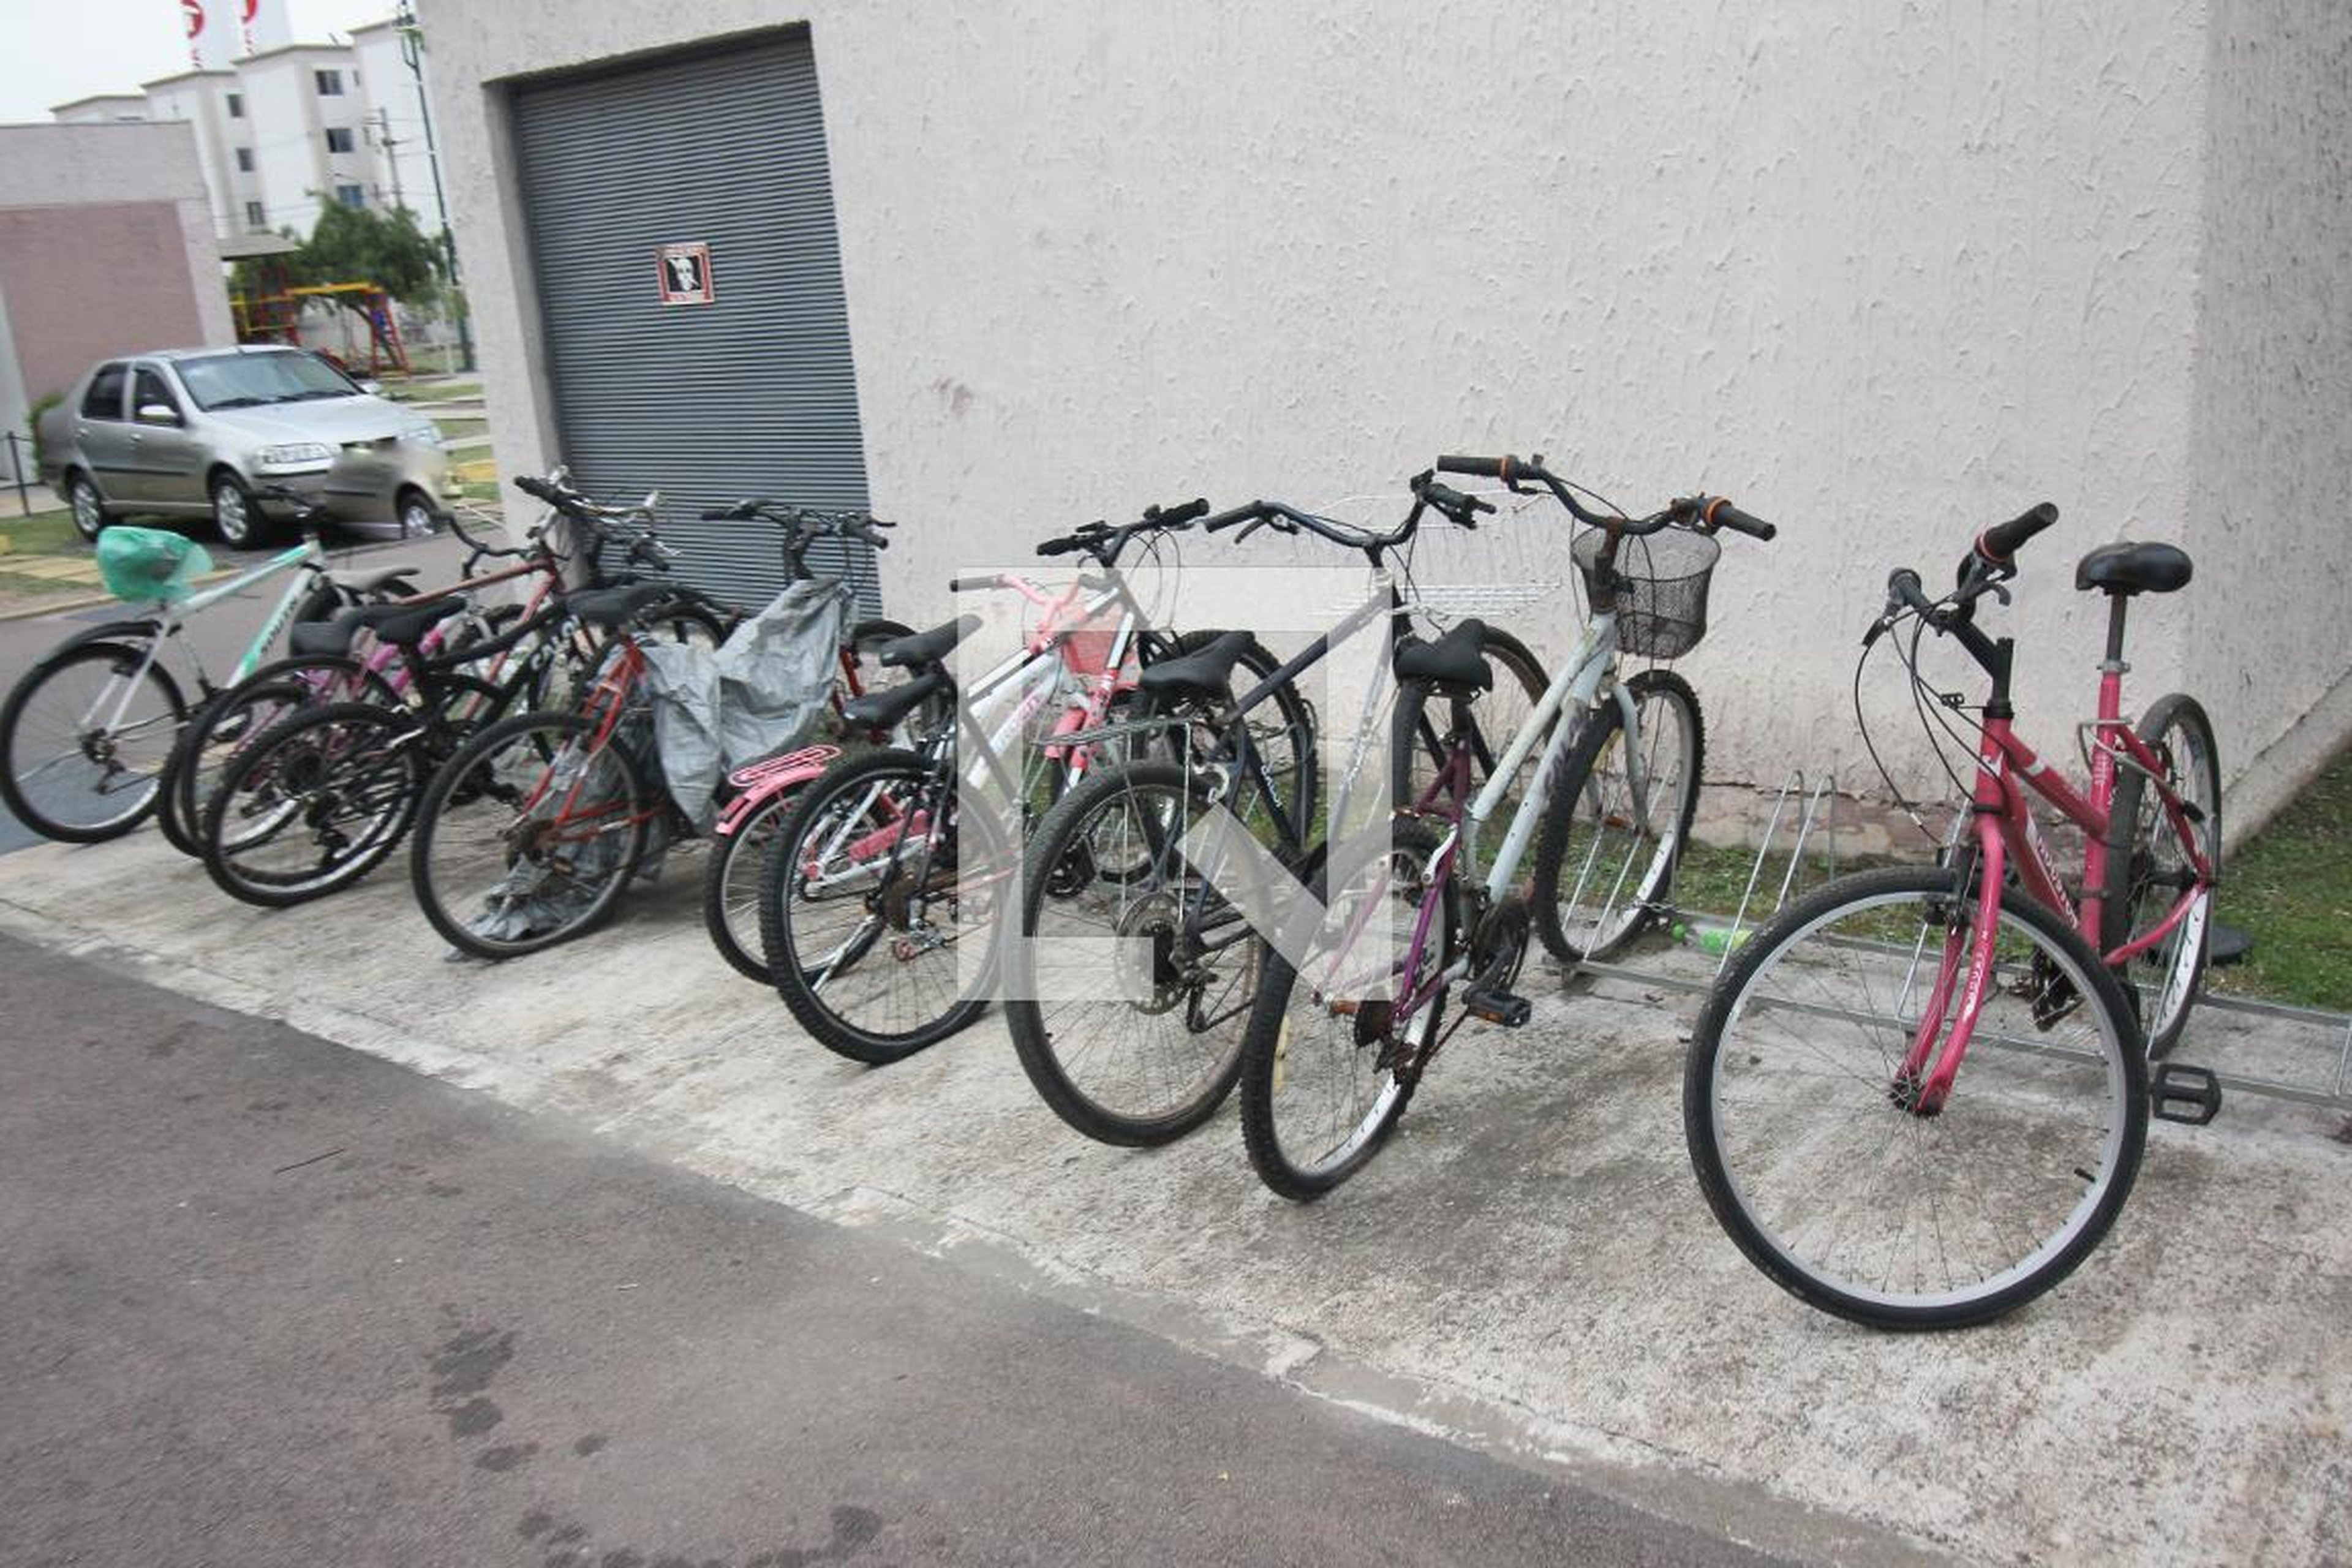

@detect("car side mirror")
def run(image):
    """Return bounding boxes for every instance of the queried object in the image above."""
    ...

[135,402,182,426]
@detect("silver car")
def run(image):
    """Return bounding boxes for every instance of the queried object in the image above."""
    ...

[37,346,454,548]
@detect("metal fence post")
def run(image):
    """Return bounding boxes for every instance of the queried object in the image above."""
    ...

[4,431,30,516]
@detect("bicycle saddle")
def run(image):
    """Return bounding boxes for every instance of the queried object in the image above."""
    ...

[880,614,981,670]
[2075,541,2192,596]
[363,597,467,647]
[1393,619,1493,695]
[842,668,948,731]
[1137,628,1254,702]
[287,606,366,657]
[565,581,676,629]
[326,565,421,595]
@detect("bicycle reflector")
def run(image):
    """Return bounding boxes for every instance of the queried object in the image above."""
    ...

[96,526,214,605]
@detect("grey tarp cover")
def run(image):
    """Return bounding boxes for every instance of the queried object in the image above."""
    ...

[639,578,851,831]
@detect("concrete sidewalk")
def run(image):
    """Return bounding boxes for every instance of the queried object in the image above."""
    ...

[1,830,2346,1566]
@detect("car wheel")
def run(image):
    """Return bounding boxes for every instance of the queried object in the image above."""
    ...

[64,473,110,542]
[210,472,266,549]
[396,488,439,538]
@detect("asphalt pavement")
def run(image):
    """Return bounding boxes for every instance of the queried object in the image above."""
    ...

[0,930,1783,1567]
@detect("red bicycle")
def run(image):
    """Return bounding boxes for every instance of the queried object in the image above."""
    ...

[1685,502,2221,1329]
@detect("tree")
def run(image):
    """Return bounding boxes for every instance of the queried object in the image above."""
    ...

[290,200,448,307]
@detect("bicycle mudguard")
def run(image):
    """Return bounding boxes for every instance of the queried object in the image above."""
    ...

[712,744,843,835]
[43,618,168,658]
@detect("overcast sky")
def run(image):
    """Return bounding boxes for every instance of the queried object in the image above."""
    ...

[2,0,397,124]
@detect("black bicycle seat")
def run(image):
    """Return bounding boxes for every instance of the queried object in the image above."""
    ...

[880,614,981,670]
[565,582,676,629]
[1393,619,1493,695]
[1137,628,1253,702]
[364,597,467,648]
[2075,541,2192,596]
[287,606,366,658]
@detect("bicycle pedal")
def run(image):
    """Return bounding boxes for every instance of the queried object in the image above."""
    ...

[1461,982,1531,1028]
[2151,1061,2223,1125]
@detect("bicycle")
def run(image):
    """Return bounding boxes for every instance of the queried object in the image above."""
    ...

[758,502,1317,1066]
[195,487,729,907]
[1003,470,1559,1147]
[1233,457,1774,1196]
[690,499,944,983]
[1682,502,2221,1330]
[0,495,419,843]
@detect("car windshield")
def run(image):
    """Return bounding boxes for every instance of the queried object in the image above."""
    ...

[175,352,362,412]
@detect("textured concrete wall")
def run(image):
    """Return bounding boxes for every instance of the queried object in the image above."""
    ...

[2184,1,2352,836]
[419,2,2350,828]
[0,125,235,407]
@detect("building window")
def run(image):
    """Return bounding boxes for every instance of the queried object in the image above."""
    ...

[235,147,254,172]
[315,69,344,96]
[245,200,266,229]
[335,184,366,209]
[226,92,243,118]
[324,127,355,154]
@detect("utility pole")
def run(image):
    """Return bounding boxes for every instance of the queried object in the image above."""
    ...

[369,107,407,211]
[395,0,472,372]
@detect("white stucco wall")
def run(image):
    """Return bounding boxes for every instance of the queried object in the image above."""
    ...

[2183,0,2352,838]
[418,0,2342,832]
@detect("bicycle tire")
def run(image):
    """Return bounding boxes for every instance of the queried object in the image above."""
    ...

[1388,624,1548,816]
[1529,669,1704,963]
[1683,864,2148,1330]
[1237,822,1449,1198]
[157,655,399,858]
[200,701,425,907]
[760,747,997,1065]
[0,639,186,843]
[1172,630,1320,834]
[703,787,796,984]
[409,709,655,960]
[2097,693,2220,1060]
[1004,760,1265,1145]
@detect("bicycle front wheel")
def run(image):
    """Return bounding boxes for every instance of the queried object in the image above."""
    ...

[410,710,655,959]
[0,639,185,843]
[159,655,395,858]
[201,701,424,907]
[1530,669,1703,963]
[2098,693,2220,1059]
[703,786,793,983]
[1004,761,1262,1146]
[1684,865,2148,1330]
[760,748,996,1065]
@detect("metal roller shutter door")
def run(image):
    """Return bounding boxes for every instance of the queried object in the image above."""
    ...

[510,30,881,615]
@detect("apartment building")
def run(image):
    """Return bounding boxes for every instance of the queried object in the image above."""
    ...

[50,21,431,244]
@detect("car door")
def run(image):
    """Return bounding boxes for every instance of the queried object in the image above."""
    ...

[124,364,206,511]
[72,363,134,502]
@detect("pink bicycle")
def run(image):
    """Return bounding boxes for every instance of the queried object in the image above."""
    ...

[1685,502,2222,1329]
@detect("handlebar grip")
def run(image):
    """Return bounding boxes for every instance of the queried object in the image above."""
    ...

[1701,497,1776,541]
[1202,502,1264,533]
[1417,478,1495,518]
[512,475,561,504]
[1435,455,1507,478]
[1036,537,1082,557]
[949,575,1000,593]
[1145,497,1210,528]
[1977,502,2060,564]
[1888,568,1933,616]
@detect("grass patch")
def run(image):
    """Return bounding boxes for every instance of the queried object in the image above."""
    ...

[0,567,85,598]
[0,507,83,558]
[386,379,483,404]
[434,418,489,443]
[2208,743,2352,1011]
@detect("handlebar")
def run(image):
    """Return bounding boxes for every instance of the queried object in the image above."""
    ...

[1031,497,1210,568]
[1976,502,2060,565]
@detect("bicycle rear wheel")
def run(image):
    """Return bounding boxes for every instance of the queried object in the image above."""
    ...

[159,655,396,858]
[200,701,424,907]
[1004,761,1263,1146]
[760,748,997,1065]
[1238,823,1447,1198]
[703,787,793,983]
[1684,865,2147,1329]
[410,710,655,959]
[0,639,185,843]
[2098,694,2220,1060]
[1529,669,1703,963]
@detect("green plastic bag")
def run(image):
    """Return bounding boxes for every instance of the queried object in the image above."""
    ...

[96,527,214,605]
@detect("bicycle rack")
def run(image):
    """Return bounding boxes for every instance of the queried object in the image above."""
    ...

[1563,765,2352,1117]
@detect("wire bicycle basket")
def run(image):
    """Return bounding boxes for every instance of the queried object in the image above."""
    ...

[1572,527,1719,659]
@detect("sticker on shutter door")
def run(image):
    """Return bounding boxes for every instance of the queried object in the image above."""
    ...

[656,242,715,306]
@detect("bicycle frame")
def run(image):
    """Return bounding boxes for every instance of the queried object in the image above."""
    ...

[85,540,333,740]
